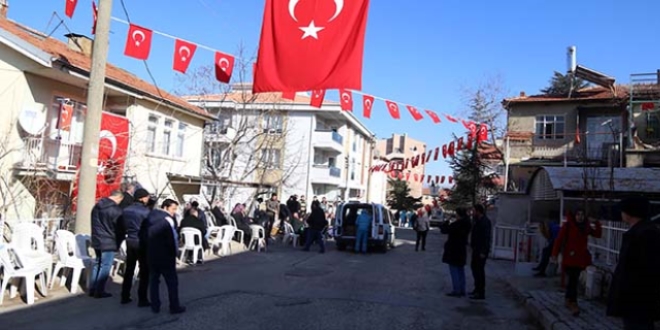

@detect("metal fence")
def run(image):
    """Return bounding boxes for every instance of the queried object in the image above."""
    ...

[588,220,628,267]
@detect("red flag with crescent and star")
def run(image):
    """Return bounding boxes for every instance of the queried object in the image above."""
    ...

[173,39,197,74]
[445,114,459,123]
[339,89,353,111]
[442,145,448,158]
[448,176,453,184]
[71,112,130,210]
[457,137,464,151]
[477,124,489,143]
[58,102,74,131]
[310,89,326,108]
[433,147,439,161]
[406,105,424,121]
[91,1,98,35]
[448,141,456,157]
[66,0,79,18]
[253,0,371,93]
[215,51,235,83]
[362,94,374,118]
[425,110,441,124]
[124,24,153,60]
[385,100,400,119]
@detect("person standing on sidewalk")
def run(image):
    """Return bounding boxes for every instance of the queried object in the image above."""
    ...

[89,190,124,299]
[469,204,492,300]
[146,199,186,314]
[119,188,151,306]
[414,207,430,251]
[607,196,660,330]
[303,200,328,253]
[441,207,472,297]
[551,209,602,316]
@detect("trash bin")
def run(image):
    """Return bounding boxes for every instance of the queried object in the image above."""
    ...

[585,266,602,299]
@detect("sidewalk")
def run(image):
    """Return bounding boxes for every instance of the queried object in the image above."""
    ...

[488,260,623,330]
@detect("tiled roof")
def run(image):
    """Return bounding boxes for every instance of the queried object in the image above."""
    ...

[504,86,629,105]
[0,19,210,118]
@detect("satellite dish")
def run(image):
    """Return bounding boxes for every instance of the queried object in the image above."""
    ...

[18,104,47,135]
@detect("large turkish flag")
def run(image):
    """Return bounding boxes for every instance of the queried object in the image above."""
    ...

[253,0,370,93]
[71,112,130,211]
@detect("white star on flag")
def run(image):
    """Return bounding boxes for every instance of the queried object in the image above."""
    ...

[300,20,324,39]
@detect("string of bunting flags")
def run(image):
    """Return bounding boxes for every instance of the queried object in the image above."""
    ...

[64,1,488,130]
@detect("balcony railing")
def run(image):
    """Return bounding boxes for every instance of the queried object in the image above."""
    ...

[332,131,343,144]
[329,166,341,177]
[21,137,81,172]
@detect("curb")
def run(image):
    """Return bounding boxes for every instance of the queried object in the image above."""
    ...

[503,277,567,330]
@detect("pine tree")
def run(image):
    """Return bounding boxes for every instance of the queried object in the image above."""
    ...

[540,71,590,96]
[447,140,499,208]
[386,179,422,211]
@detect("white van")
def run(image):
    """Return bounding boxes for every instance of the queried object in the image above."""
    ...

[333,202,396,253]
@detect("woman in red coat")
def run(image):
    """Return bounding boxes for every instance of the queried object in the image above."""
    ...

[551,210,602,316]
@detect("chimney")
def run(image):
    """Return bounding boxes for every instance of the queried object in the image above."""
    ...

[519,91,526,97]
[1,0,8,18]
[65,33,94,57]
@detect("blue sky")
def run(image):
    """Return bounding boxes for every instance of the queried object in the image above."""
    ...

[8,0,660,181]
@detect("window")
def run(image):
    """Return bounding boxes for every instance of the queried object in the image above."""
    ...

[263,113,283,133]
[535,115,565,139]
[208,146,225,169]
[162,119,173,155]
[260,148,281,168]
[350,158,356,180]
[175,123,186,157]
[647,113,660,139]
[50,96,86,143]
[146,115,158,153]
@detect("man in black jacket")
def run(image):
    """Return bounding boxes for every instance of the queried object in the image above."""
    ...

[469,204,492,300]
[118,183,135,209]
[89,190,124,299]
[119,188,151,306]
[145,199,185,314]
[607,196,660,329]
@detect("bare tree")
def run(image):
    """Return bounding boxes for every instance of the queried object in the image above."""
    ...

[176,45,304,206]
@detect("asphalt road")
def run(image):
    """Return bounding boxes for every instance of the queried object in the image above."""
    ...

[0,228,539,330]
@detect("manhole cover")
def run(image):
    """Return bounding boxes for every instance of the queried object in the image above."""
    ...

[285,267,332,277]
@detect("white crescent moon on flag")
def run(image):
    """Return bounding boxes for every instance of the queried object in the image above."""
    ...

[99,130,118,158]
[132,30,145,46]
[179,46,191,61]
[341,92,351,102]
[288,0,300,21]
[364,99,372,108]
[329,0,344,22]
[218,57,230,71]
[389,103,398,112]
[289,0,343,22]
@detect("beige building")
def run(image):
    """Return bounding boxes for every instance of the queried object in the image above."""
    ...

[376,133,426,198]
[0,17,212,223]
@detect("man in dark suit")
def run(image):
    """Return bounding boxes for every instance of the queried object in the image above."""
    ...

[144,199,186,314]
[469,203,492,300]
[120,188,151,306]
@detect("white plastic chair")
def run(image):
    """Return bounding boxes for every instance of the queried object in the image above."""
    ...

[248,225,267,252]
[282,222,299,247]
[228,216,245,246]
[209,225,235,257]
[111,241,127,277]
[11,223,53,285]
[179,228,204,264]
[50,230,90,294]
[0,244,47,305]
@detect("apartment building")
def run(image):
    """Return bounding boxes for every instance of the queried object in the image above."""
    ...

[185,84,376,208]
[375,133,427,198]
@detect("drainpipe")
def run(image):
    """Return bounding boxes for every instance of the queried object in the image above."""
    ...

[305,114,314,204]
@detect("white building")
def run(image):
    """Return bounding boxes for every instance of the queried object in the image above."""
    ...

[185,83,376,208]
[0,17,211,222]
[367,156,389,205]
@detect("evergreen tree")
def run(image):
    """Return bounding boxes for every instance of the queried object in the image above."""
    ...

[447,140,499,209]
[540,71,590,95]
[386,179,422,211]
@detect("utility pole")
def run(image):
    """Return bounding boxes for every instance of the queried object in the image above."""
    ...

[74,0,114,234]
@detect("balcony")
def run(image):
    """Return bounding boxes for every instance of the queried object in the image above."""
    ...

[310,165,342,186]
[18,137,81,180]
[313,130,343,153]
[204,125,237,144]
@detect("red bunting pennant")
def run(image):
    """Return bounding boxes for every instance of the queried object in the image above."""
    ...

[173,39,197,74]
[406,105,424,121]
[448,141,456,157]
[310,90,326,108]
[478,124,489,142]
[445,114,459,123]
[91,1,98,35]
[66,0,79,18]
[435,175,440,184]
[442,145,448,158]
[441,176,445,184]
[433,147,439,161]
[457,137,464,151]
[426,150,432,162]
[448,176,454,184]
[124,24,153,60]
[215,51,235,83]
[339,89,353,111]
[362,95,374,119]
[466,135,474,150]
[385,100,401,119]
[421,153,426,165]
[427,176,432,184]
[425,110,441,124]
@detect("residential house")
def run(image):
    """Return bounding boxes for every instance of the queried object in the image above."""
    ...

[376,133,426,198]
[185,83,376,208]
[0,16,212,223]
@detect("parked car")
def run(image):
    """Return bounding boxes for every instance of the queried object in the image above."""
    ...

[333,202,395,253]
